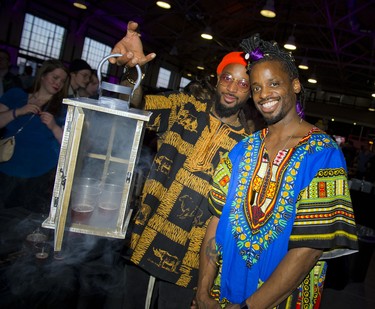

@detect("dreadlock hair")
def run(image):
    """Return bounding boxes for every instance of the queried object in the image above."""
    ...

[240,33,306,118]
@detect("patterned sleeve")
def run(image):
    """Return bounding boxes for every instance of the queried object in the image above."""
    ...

[208,152,233,217]
[144,94,173,133]
[145,92,192,134]
[289,165,359,258]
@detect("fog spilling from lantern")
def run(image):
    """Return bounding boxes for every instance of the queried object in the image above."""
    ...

[0,97,156,307]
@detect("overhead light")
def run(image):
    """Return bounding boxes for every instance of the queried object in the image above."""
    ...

[369,100,375,112]
[73,0,87,9]
[284,24,297,50]
[260,0,276,18]
[298,58,309,70]
[308,76,317,84]
[197,61,205,70]
[308,74,317,84]
[372,93,375,98]
[201,27,213,40]
[299,49,309,70]
[156,1,171,9]
[284,35,296,50]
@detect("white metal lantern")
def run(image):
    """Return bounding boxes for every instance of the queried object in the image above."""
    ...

[42,54,151,252]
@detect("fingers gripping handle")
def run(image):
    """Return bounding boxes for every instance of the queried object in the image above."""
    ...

[96,54,142,100]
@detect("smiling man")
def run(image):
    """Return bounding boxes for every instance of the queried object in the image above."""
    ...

[109,21,265,308]
[196,33,358,309]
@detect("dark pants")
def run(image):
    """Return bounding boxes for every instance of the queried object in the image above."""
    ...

[0,170,55,214]
[123,262,195,309]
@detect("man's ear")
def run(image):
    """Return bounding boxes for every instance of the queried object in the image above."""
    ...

[292,78,301,94]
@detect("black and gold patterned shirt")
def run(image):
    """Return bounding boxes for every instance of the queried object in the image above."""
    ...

[128,92,248,289]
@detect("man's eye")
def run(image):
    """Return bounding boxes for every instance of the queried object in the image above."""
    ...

[224,75,232,81]
[238,81,249,88]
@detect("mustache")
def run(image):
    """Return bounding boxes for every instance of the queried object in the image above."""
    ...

[214,94,247,118]
[222,92,239,100]
[258,96,280,104]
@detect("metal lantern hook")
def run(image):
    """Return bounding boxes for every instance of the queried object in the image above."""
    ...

[96,53,142,101]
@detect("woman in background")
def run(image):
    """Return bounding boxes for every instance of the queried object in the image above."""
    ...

[0,59,69,214]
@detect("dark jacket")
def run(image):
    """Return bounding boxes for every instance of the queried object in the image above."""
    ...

[2,71,22,94]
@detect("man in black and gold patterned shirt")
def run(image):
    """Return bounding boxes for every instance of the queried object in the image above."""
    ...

[111,21,262,308]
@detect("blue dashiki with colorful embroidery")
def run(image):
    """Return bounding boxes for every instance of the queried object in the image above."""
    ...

[208,127,358,308]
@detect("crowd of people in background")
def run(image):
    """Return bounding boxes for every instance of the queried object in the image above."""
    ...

[0,59,70,213]
[0,52,100,214]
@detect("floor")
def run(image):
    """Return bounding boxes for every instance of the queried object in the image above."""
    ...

[1,208,375,308]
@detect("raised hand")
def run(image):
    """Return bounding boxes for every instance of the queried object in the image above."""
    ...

[109,21,156,67]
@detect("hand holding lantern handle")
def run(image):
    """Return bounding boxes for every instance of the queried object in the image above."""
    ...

[96,54,142,99]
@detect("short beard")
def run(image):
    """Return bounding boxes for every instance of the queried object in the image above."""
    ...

[261,100,290,125]
[264,112,284,125]
[214,92,246,118]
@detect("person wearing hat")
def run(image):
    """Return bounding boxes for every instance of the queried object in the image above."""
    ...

[109,21,265,308]
[68,58,92,97]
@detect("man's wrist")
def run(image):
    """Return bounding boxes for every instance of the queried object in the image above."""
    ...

[121,67,145,85]
[12,109,17,119]
[240,300,249,309]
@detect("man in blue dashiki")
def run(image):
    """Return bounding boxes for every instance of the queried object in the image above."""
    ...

[196,34,358,309]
